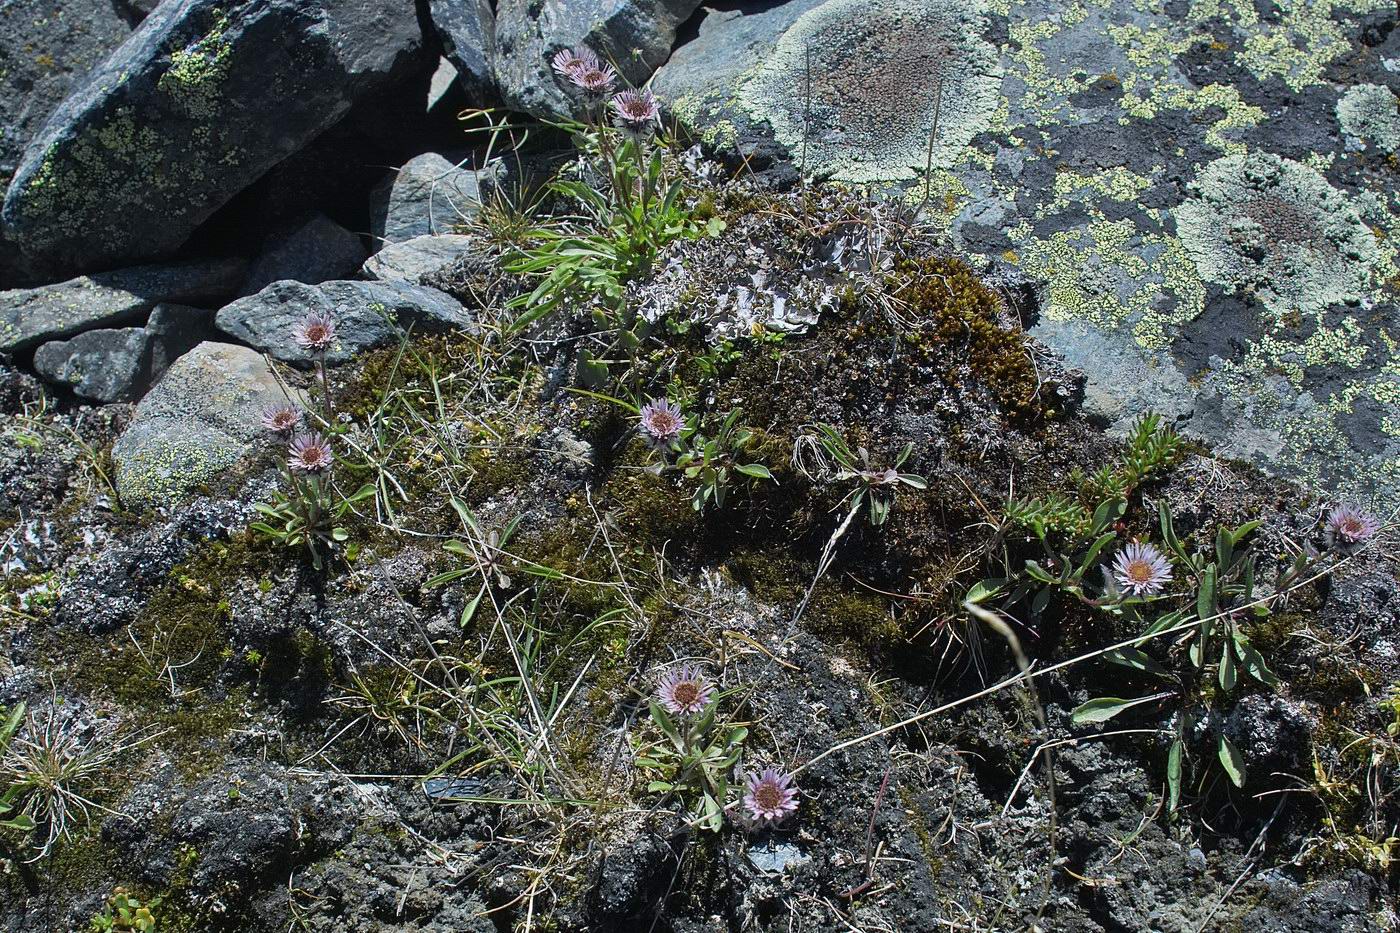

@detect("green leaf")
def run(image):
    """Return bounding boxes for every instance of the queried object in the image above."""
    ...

[1167,739,1183,811]
[735,463,774,481]
[1077,531,1117,577]
[1215,526,1233,573]
[1218,639,1236,692]
[1103,647,1171,679]
[1071,695,1159,725]
[965,578,1006,605]
[1232,632,1280,687]
[460,589,484,628]
[1218,735,1246,787]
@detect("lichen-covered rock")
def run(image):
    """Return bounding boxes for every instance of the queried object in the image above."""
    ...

[0,0,434,275]
[744,0,1000,183]
[111,341,298,507]
[1174,152,1380,319]
[0,257,246,353]
[0,0,136,184]
[215,279,477,366]
[240,213,367,296]
[493,0,703,119]
[427,0,497,101]
[1337,82,1400,154]
[362,233,478,283]
[369,152,492,246]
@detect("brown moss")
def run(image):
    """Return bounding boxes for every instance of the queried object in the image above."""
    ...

[888,256,1042,417]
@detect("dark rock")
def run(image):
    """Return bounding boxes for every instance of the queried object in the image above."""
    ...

[111,341,304,506]
[0,0,136,183]
[0,358,45,415]
[32,327,151,403]
[105,761,353,904]
[143,302,221,378]
[362,234,477,283]
[0,257,245,353]
[370,152,491,246]
[589,831,678,922]
[427,0,496,101]
[240,213,367,296]
[215,279,476,366]
[493,0,703,119]
[1,0,434,275]
[31,302,221,403]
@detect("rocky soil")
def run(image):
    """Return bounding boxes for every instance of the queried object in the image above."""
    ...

[0,1,1398,932]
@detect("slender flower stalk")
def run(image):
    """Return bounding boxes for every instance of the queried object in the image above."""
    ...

[292,310,337,422]
[1110,542,1173,597]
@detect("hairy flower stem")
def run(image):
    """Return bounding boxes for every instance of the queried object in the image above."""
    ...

[316,350,334,423]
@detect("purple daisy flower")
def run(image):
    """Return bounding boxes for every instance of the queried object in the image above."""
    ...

[574,61,618,97]
[656,664,714,716]
[292,311,336,352]
[551,46,599,82]
[288,433,334,474]
[1110,542,1173,597]
[1324,504,1379,549]
[611,89,660,137]
[742,767,799,827]
[639,398,683,449]
[261,402,302,435]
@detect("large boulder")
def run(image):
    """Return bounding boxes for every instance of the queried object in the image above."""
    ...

[112,342,301,507]
[652,0,1001,184]
[427,0,496,101]
[31,303,219,403]
[1,0,434,276]
[0,0,137,185]
[370,152,491,246]
[0,257,245,353]
[492,0,704,118]
[215,279,477,365]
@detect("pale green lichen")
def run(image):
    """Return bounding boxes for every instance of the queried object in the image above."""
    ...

[1338,83,1400,154]
[1175,153,1381,321]
[157,10,233,120]
[739,0,1001,183]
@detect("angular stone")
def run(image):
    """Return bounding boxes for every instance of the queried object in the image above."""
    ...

[0,257,246,353]
[144,303,221,381]
[362,234,477,284]
[32,327,152,403]
[0,0,136,184]
[493,0,704,119]
[370,152,490,245]
[112,342,301,506]
[214,279,476,366]
[1,0,433,275]
[427,0,496,101]
[241,213,367,296]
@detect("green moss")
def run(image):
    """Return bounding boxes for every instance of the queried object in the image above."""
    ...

[888,256,1044,417]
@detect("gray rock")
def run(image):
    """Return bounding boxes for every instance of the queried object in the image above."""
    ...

[215,279,476,366]
[0,257,246,353]
[0,0,136,183]
[111,342,300,506]
[1,0,434,275]
[653,0,1000,184]
[33,327,152,403]
[493,0,703,119]
[427,0,496,100]
[241,213,367,296]
[370,152,491,245]
[362,234,477,283]
[144,302,221,379]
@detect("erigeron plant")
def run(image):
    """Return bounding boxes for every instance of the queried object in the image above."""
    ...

[633,664,749,832]
[505,46,724,381]
[250,309,373,570]
[638,399,775,511]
